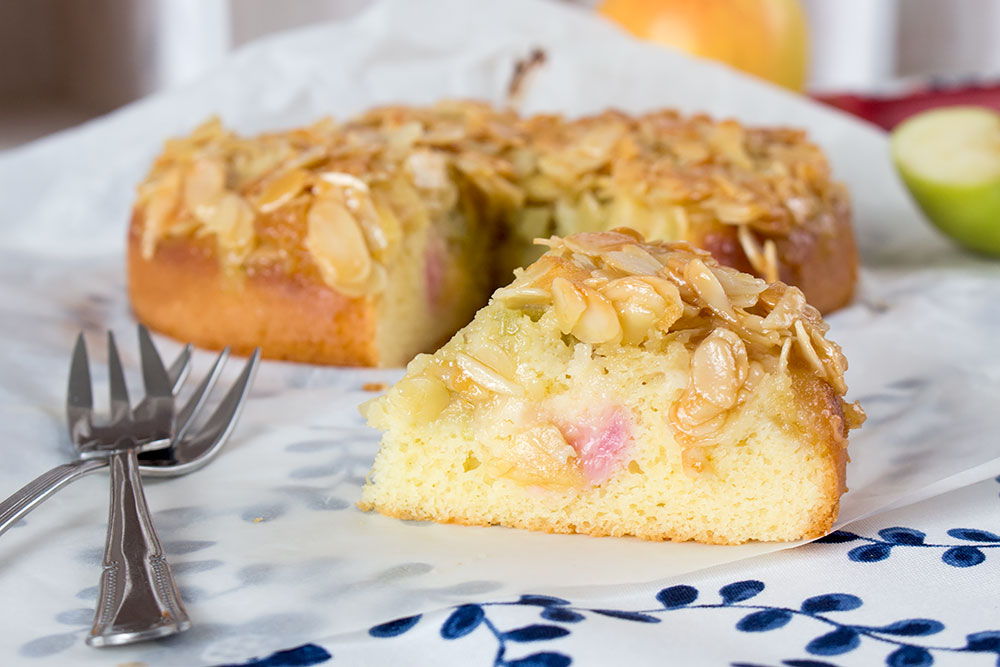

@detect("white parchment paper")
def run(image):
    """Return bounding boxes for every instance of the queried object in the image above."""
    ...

[1,1,999,664]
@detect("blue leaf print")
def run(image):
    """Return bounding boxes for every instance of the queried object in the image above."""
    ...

[505,652,572,667]
[878,527,926,545]
[942,546,985,568]
[440,604,485,639]
[865,619,945,637]
[720,580,765,604]
[225,643,333,666]
[782,661,841,667]
[947,528,1000,542]
[368,615,421,638]
[806,627,861,656]
[517,595,571,607]
[540,608,585,623]
[848,544,892,562]
[817,531,859,544]
[503,625,571,642]
[801,594,863,614]
[886,645,933,667]
[656,585,699,608]
[592,609,661,623]
[736,609,793,632]
[965,630,1000,652]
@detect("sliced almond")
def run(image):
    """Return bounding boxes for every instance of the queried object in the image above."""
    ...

[201,192,255,263]
[256,168,310,213]
[794,319,826,378]
[389,375,451,423]
[601,277,667,344]
[571,287,622,344]
[689,328,746,411]
[183,158,226,213]
[305,197,373,296]
[455,352,524,397]
[551,277,587,334]
[494,286,552,308]
[685,258,737,323]
[140,168,182,259]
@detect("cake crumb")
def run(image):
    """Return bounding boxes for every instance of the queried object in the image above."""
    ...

[252,516,264,523]
[363,382,388,392]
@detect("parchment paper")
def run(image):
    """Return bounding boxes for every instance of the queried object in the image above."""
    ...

[1,1,999,664]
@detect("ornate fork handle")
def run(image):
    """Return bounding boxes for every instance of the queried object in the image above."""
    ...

[0,459,109,537]
[88,448,190,647]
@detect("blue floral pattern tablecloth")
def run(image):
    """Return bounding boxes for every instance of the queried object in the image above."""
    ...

[237,476,1000,666]
[1,1,999,665]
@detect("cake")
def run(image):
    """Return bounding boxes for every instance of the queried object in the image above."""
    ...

[128,101,857,366]
[359,229,864,544]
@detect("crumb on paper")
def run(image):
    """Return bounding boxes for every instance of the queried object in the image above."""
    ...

[363,382,388,392]
[253,516,264,523]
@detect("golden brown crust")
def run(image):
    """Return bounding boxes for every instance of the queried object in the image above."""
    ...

[696,186,856,314]
[127,211,380,366]
[774,186,857,314]
[789,369,851,539]
[360,488,839,544]
[793,368,850,495]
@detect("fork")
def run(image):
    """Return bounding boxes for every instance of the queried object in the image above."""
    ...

[0,346,192,538]
[0,332,259,645]
[67,327,257,647]
[69,327,192,646]
[0,345,259,534]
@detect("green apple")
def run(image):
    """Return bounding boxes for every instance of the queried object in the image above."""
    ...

[891,105,1000,256]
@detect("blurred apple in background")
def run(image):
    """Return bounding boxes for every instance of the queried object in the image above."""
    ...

[891,106,1000,257]
[597,0,810,91]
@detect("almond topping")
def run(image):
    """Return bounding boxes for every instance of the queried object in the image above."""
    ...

[305,197,373,296]
[685,258,737,322]
[494,286,552,308]
[455,352,524,397]
[140,169,182,259]
[571,287,622,344]
[200,193,255,263]
[256,168,310,213]
[551,277,587,334]
[794,319,826,378]
[762,239,779,283]
[183,158,226,213]
[601,277,667,345]
[318,171,370,192]
[602,247,663,275]
[389,375,451,423]
[689,328,747,411]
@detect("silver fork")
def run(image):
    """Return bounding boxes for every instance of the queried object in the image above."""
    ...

[67,327,257,647]
[0,346,193,538]
[0,345,258,535]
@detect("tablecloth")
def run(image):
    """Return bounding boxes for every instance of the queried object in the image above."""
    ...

[1,1,999,665]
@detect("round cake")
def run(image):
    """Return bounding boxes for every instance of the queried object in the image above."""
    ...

[128,102,858,366]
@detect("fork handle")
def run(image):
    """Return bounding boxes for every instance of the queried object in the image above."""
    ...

[88,449,191,647]
[0,459,109,537]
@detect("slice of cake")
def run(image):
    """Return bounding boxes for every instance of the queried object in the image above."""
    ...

[359,229,864,544]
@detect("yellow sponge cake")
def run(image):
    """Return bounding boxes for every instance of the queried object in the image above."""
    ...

[360,229,864,544]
